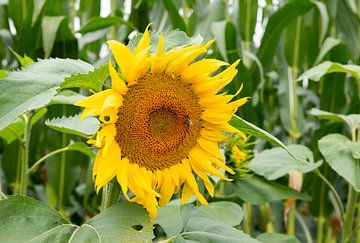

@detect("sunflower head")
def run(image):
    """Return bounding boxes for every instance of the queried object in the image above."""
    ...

[75,26,248,219]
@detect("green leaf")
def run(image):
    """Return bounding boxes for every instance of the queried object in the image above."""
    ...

[50,90,87,105]
[319,134,360,191]
[309,108,360,130]
[161,0,187,33]
[32,0,46,26]
[314,37,342,64]
[155,205,183,237]
[80,202,154,242]
[0,195,74,242]
[67,142,95,158]
[256,233,300,243]
[222,177,311,205]
[45,114,99,138]
[199,201,244,226]
[0,70,7,78]
[248,145,322,180]
[178,204,258,242]
[297,61,360,81]
[0,196,154,242]
[60,64,108,92]
[0,58,93,130]
[78,16,129,34]
[254,0,314,69]
[42,16,66,58]
[0,107,47,144]
[9,47,34,67]
[230,115,288,151]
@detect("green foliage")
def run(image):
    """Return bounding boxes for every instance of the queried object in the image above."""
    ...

[0,196,154,243]
[45,114,99,138]
[0,58,93,130]
[319,134,360,191]
[0,0,359,242]
[60,64,108,93]
[248,145,322,180]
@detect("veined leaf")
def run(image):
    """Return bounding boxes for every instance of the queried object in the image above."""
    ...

[178,204,258,242]
[67,142,95,158]
[60,64,108,92]
[309,108,360,130]
[0,196,154,242]
[220,177,311,205]
[45,114,99,138]
[298,61,360,81]
[0,58,93,130]
[248,145,322,180]
[50,90,87,105]
[319,134,360,191]
[230,115,288,151]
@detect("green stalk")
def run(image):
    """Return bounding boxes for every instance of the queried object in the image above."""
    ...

[342,186,359,243]
[341,129,359,243]
[19,112,33,196]
[58,106,67,214]
[356,201,360,242]
[27,146,70,174]
[100,179,121,211]
[245,202,252,234]
[316,167,327,243]
[287,16,301,236]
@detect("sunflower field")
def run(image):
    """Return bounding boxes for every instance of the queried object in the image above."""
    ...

[0,0,359,242]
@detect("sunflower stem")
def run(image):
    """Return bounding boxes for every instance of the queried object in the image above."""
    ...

[342,130,359,243]
[19,111,33,196]
[101,179,121,211]
[245,202,252,234]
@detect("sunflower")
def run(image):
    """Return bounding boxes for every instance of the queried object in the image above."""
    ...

[75,26,248,219]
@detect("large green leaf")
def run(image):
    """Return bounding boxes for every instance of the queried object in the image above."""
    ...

[248,145,322,180]
[230,115,288,152]
[199,201,244,227]
[156,202,252,241]
[50,90,87,105]
[297,61,360,81]
[221,177,310,205]
[309,108,360,131]
[318,134,360,191]
[177,204,258,242]
[0,196,154,242]
[45,114,99,138]
[0,58,93,130]
[60,64,108,93]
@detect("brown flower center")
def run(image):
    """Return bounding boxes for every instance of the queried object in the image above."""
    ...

[115,73,202,171]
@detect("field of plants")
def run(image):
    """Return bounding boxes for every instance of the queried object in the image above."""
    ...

[0,0,359,242]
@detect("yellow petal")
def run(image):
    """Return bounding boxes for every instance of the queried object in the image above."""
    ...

[159,170,174,206]
[135,23,152,54]
[107,40,134,80]
[182,59,228,82]
[117,157,130,200]
[108,59,128,94]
